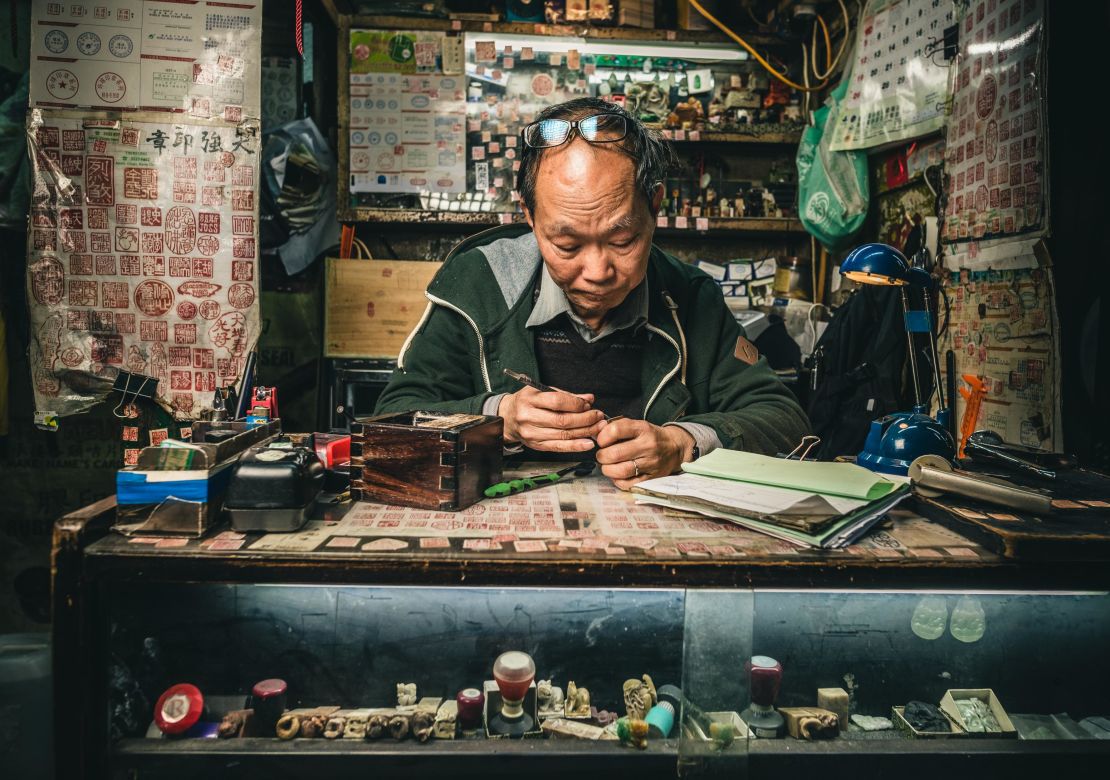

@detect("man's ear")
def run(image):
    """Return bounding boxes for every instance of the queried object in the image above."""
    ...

[522,204,534,229]
[649,183,664,217]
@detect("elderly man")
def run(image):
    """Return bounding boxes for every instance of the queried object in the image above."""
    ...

[375,97,809,489]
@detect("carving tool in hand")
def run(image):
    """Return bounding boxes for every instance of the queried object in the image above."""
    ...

[502,368,623,422]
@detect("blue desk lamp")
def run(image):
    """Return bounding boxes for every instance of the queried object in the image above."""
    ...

[839,243,956,475]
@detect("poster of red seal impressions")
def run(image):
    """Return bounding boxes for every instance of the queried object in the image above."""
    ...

[25,111,260,419]
[943,0,1047,245]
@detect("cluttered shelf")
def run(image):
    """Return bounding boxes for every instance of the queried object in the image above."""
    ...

[656,129,804,144]
[346,14,788,47]
[337,208,807,233]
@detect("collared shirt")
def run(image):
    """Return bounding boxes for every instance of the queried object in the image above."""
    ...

[524,262,649,342]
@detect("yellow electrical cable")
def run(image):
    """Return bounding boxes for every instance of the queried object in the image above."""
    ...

[811,0,853,81]
[687,0,828,92]
[812,14,830,72]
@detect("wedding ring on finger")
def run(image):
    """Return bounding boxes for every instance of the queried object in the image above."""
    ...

[632,458,640,478]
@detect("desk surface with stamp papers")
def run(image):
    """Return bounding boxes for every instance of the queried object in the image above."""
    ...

[66,469,1110,590]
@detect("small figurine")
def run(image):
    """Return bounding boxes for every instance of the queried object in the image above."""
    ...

[734,193,746,218]
[299,713,328,738]
[389,713,411,740]
[537,679,565,719]
[622,675,657,720]
[433,700,459,739]
[666,97,704,129]
[762,189,780,218]
[276,713,300,740]
[343,711,369,739]
[565,681,591,719]
[324,715,346,739]
[616,716,649,749]
[217,710,250,739]
[411,710,436,742]
[590,705,618,726]
[366,713,391,740]
[396,683,417,707]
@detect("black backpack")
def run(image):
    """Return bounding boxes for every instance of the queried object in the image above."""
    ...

[807,285,915,460]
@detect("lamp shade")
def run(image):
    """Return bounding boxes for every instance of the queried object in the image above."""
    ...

[839,243,911,286]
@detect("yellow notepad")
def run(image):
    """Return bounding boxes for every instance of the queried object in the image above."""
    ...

[683,449,898,501]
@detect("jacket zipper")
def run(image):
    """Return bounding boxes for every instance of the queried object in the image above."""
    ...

[643,324,682,421]
[399,224,518,384]
[425,292,492,392]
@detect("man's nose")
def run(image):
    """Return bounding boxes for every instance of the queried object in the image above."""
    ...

[579,245,616,284]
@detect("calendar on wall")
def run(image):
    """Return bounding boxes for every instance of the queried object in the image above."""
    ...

[829,0,956,152]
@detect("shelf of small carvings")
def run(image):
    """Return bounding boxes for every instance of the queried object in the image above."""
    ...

[339,208,807,234]
[345,14,788,48]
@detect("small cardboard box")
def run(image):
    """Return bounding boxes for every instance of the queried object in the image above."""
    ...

[114,420,281,537]
[682,711,752,744]
[324,258,442,359]
[892,705,965,738]
[482,679,540,739]
[939,689,1018,738]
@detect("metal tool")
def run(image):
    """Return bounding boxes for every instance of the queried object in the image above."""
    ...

[908,455,1054,515]
[965,429,1073,479]
[957,374,987,458]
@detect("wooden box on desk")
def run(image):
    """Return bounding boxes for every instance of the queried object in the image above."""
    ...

[350,411,503,511]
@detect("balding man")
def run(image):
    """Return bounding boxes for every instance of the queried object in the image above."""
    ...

[375,98,809,489]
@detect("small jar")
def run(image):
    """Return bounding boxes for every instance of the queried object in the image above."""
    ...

[251,678,288,735]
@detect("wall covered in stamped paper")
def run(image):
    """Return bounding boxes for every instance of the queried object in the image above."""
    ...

[24,0,264,424]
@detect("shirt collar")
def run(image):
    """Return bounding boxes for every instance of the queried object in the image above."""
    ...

[525,262,649,344]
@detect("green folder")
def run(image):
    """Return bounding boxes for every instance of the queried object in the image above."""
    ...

[682,449,898,501]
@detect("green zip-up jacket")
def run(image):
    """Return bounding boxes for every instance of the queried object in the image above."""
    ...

[374,225,810,455]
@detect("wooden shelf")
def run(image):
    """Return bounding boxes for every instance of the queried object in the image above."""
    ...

[348,15,791,48]
[338,208,806,234]
[658,129,804,145]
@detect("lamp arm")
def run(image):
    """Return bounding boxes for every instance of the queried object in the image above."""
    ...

[923,286,946,411]
[900,287,923,409]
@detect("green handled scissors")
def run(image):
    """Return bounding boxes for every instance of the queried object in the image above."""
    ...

[484,461,595,498]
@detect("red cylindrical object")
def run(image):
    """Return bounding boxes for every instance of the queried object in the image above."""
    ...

[746,656,783,707]
[456,688,484,729]
[251,678,287,734]
[492,651,535,712]
[154,683,205,735]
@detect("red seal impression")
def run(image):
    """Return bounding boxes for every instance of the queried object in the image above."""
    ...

[976,74,996,119]
[177,301,197,320]
[164,206,197,255]
[227,282,255,310]
[199,300,221,320]
[95,72,127,104]
[46,69,79,100]
[196,235,220,256]
[134,279,174,317]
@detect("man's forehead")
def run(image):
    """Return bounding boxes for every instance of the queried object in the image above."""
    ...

[548,211,637,235]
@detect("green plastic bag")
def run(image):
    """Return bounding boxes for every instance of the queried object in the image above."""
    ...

[796,78,869,250]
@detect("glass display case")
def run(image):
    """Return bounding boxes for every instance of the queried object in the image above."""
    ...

[52,498,1110,779]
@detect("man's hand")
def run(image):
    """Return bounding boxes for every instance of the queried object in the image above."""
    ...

[595,419,695,490]
[498,387,606,452]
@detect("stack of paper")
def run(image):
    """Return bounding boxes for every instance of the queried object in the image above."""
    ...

[633,450,909,548]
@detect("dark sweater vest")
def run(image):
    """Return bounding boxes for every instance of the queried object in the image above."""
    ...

[533,314,646,420]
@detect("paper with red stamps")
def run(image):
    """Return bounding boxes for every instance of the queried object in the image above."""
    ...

[943,0,1047,244]
[30,0,261,117]
[26,112,259,418]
